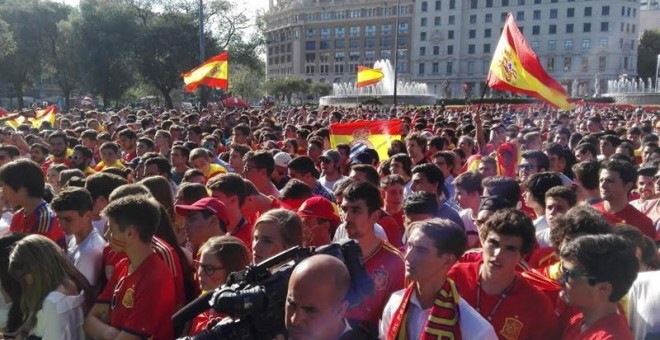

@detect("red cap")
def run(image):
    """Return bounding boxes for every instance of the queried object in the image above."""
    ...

[297,196,340,224]
[175,197,229,226]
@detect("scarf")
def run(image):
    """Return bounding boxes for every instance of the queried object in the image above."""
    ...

[387,280,462,340]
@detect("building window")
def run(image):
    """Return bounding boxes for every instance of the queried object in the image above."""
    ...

[447,61,453,75]
[486,0,493,8]
[421,1,428,12]
[320,40,329,50]
[485,13,492,23]
[564,39,573,50]
[467,61,475,75]
[531,41,539,50]
[449,0,455,9]
[581,57,588,72]
[418,63,425,75]
[566,24,573,33]
[365,25,376,36]
[534,0,540,3]
[533,10,541,20]
[470,0,478,9]
[334,64,344,74]
[420,47,426,56]
[335,27,345,38]
[517,0,525,5]
[501,12,508,22]
[564,56,571,71]
[583,23,591,32]
[602,5,610,16]
[516,11,524,21]
[468,44,475,54]
[502,0,509,6]
[549,25,557,34]
[485,28,492,38]
[398,22,409,33]
[365,37,376,48]
[305,41,316,50]
[350,26,360,37]
[349,38,360,49]
[349,51,359,61]
[448,15,455,25]
[532,25,540,35]
[599,56,606,71]
[548,40,556,50]
[435,0,441,10]
[382,24,392,35]
[550,9,557,19]
[433,46,440,55]
[584,7,592,17]
[483,43,491,53]
[420,32,427,41]
[448,30,454,39]
[447,45,454,55]
[421,18,427,27]
[567,8,574,17]
[600,22,608,32]
[380,37,391,48]
[435,17,441,26]
[334,39,345,49]
[469,30,476,39]
[432,62,439,74]
[306,29,315,39]
[547,57,555,71]
[470,15,477,24]
[599,38,608,48]
[581,39,590,49]
[320,28,330,38]
[334,51,345,62]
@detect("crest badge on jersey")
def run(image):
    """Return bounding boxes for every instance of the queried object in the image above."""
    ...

[372,270,389,291]
[500,317,524,340]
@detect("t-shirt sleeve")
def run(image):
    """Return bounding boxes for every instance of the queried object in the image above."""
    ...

[37,298,79,340]
[75,244,104,286]
[121,266,175,336]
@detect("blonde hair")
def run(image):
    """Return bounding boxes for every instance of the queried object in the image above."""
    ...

[254,209,303,249]
[8,235,92,334]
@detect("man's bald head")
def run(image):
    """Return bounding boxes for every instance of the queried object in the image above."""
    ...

[290,254,350,303]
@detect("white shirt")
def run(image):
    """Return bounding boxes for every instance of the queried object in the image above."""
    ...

[628,270,660,340]
[459,209,480,248]
[31,290,86,340]
[68,228,106,286]
[92,217,107,236]
[379,288,497,340]
[333,222,388,243]
[319,175,347,192]
[533,216,549,233]
[536,228,552,249]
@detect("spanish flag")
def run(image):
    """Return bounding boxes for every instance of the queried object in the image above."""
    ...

[488,13,574,110]
[182,52,229,92]
[356,66,384,88]
[329,120,402,161]
[31,105,57,128]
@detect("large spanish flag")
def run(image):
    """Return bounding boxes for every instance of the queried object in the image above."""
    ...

[182,52,229,92]
[329,120,401,161]
[356,66,384,88]
[31,105,57,128]
[488,13,574,110]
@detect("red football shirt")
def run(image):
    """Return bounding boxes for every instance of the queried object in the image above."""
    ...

[448,261,560,340]
[346,241,405,332]
[10,201,66,249]
[591,202,656,239]
[563,312,633,340]
[97,253,175,339]
[378,211,404,248]
[41,157,73,175]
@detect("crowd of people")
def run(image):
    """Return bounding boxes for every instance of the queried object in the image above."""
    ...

[0,103,656,339]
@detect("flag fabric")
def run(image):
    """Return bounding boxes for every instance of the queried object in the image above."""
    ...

[356,66,384,88]
[487,13,574,110]
[0,108,23,129]
[182,52,229,92]
[329,120,402,161]
[32,105,57,128]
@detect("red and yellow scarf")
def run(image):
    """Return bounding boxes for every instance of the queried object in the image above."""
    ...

[387,279,462,340]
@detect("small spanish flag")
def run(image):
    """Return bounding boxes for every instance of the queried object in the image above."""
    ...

[488,13,574,110]
[182,52,229,92]
[329,120,402,161]
[356,66,384,88]
[32,105,57,128]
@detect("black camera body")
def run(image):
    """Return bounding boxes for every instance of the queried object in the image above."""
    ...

[176,240,373,340]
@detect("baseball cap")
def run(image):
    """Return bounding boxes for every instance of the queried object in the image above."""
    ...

[319,149,340,163]
[175,197,229,226]
[350,151,375,165]
[274,152,292,168]
[297,196,340,224]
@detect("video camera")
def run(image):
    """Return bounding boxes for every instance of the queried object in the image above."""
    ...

[173,239,374,340]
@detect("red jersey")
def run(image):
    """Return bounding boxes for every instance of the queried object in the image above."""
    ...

[41,157,73,175]
[563,312,633,340]
[122,150,137,163]
[229,217,253,253]
[378,211,404,248]
[346,241,405,333]
[528,247,559,269]
[101,237,185,307]
[10,201,66,248]
[458,249,531,272]
[591,202,656,239]
[448,261,560,340]
[97,253,175,339]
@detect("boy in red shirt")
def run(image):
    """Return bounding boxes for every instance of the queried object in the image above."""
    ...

[559,234,637,340]
[0,159,66,248]
[448,209,560,339]
[84,196,175,339]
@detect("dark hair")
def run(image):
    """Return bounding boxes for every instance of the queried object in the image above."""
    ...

[172,145,191,159]
[287,156,318,177]
[637,165,657,178]
[406,132,428,152]
[545,186,577,207]
[0,159,44,198]
[350,164,380,187]
[481,209,536,255]
[412,163,444,186]
[601,159,637,185]
[390,153,413,178]
[175,182,208,205]
[572,160,601,190]
[182,168,204,182]
[102,195,160,243]
[550,205,612,249]
[453,171,482,194]
[144,157,172,178]
[51,187,94,214]
[575,143,598,158]
[380,174,405,188]
[403,191,439,216]
[244,150,275,176]
[428,136,445,151]
[0,145,20,158]
[343,181,383,214]
[99,141,120,153]
[72,145,93,160]
[280,179,314,200]
[560,235,638,302]
[524,172,562,207]
[206,174,247,206]
[118,128,137,140]
[521,150,550,171]
[85,172,128,201]
[0,234,25,333]
[408,218,466,259]
[482,176,520,208]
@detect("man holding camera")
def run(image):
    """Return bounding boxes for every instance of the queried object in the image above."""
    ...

[285,254,368,340]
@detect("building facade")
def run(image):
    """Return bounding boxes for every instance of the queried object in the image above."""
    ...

[265,0,413,85]
[411,0,641,98]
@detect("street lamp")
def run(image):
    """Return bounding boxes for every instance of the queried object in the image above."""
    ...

[392,0,401,107]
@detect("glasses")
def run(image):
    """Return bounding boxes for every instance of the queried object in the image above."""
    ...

[559,263,597,285]
[320,158,332,164]
[193,260,224,277]
[518,164,533,171]
[69,155,81,161]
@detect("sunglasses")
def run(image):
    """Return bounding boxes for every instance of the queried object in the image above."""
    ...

[193,260,224,277]
[559,263,597,285]
[518,163,533,171]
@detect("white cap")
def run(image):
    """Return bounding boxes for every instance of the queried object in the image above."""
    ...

[274,152,292,168]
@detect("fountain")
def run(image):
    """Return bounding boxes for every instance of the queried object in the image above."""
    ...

[319,59,437,107]
[604,75,660,105]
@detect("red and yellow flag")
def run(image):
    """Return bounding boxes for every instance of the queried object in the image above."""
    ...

[329,120,402,161]
[32,105,57,128]
[356,66,384,88]
[182,52,229,92]
[487,13,574,110]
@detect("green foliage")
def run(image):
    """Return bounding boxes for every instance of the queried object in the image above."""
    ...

[229,64,264,102]
[637,30,660,80]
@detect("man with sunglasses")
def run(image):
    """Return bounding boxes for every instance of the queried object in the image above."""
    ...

[71,145,96,177]
[559,235,637,339]
[319,149,347,192]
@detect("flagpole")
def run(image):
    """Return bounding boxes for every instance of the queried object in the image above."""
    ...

[199,0,206,110]
[655,54,660,93]
[475,76,490,115]
[393,0,401,107]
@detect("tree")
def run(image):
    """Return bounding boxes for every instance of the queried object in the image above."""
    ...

[76,0,138,108]
[50,15,84,110]
[229,64,264,102]
[0,18,15,62]
[0,0,70,108]
[637,29,660,80]
[309,83,332,98]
